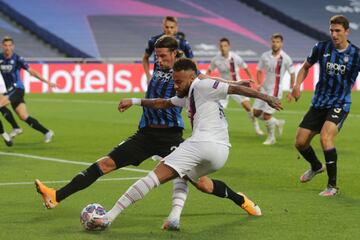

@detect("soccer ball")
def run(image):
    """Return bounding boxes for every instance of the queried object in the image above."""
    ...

[80,203,107,231]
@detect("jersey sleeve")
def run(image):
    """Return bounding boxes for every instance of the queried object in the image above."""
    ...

[236,55,248,69]
[306,43,320,65]
[286,56,295,74]
[145,37,156,56]
[180,39,194,58]
[170,96,186,107]
[197,79,228,101]
[257,54,265,71]
[18,56,29,70]
[208,57,217,71]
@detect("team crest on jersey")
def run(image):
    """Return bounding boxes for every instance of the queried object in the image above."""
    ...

[343,55,349,63]
[10,59,14,64]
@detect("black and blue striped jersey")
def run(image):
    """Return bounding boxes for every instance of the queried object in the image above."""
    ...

[145,33,194,71]
[0,53,28,92]
[307,40,360,112]
[138,68,184,129]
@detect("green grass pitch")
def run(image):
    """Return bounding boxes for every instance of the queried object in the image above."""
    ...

[0,92,359,240]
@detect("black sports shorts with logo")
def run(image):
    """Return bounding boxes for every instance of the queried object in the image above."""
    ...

[5,88,25,109]
[108,127,184,168]
[299,107,349,133]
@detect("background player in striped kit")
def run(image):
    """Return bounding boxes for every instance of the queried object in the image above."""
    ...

[254,33,295,145]
[142,16,194,83]
[206,38,263,136]
[291,15,360,196]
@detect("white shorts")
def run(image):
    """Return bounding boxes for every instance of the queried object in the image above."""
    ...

[253,98,276,114]
[164,140,229,181]
[0,74,6,94]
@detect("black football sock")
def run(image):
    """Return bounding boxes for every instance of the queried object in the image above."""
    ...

[211,179,245,206]
[299,146,323,171]
[324,148,337,187]
[25,116,49,134]
[56,163,104,202]
[0,107,20,129]
[0,120,4,134]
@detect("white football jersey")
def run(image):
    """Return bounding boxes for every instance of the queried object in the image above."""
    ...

[209,51,247,81]
[257,50,294,98]
[171,78,230,146]
[0,72,6,94]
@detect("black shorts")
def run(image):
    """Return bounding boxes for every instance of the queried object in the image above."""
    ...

[6,88,25,109]
[108,127,184,169]
[299,107,349,133]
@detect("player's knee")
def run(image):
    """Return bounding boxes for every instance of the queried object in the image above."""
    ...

[19,113,28,121]
[96,157,116,174]
[295,138,308,151]
[320,135,333,149]
[253,109,262,118]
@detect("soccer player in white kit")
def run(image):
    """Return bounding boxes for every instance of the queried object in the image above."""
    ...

[0,72,12,146]
[91,58,282,230]
[254,33,295,145]
[207,38,264,135]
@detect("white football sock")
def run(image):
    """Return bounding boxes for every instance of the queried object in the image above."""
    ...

[106,171,160,220]
[167,178,189,220]
[265,118,276,139]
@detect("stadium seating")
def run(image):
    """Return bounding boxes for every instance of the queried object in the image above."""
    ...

[0,13,62,58]
[2,0,317,60]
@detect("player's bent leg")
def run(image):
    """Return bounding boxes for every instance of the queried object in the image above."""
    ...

[15,103,52,140]
[94,163,178,228]
[191,177,261,216]
[35,157,111,208]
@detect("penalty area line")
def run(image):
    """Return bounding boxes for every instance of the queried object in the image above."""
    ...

[0,177,141,186]
[0,151,150,173]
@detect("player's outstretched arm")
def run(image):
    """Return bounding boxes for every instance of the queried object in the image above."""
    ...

[228,85,283,111]
[28,68,57,88]
[118,98,174,112]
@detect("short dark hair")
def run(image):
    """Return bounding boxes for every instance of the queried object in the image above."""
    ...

[154,35,178,51]
[2,36,14,44]
[271,33,283,41]
[330,15,349,30]
[173,58,197,73]
[219,37,230,45]
[163,16,177,24]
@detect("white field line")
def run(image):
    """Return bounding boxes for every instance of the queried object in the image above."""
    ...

[29,98,360,118]
[0,177,140,186]
[0,152,150,173]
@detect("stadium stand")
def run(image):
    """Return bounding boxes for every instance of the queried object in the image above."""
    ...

[2,0,316,60]
[255,0,360,44]
[0,12,63,58]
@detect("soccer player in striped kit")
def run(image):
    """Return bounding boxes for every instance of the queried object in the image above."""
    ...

[254,33,295,145]
[291,15,360,196]
[207,38,264,136]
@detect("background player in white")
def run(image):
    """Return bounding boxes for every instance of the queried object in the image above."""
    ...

[0,72,12,146]
[206,38,263,135]
[254,33,295,145]
[92,58,282,229]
